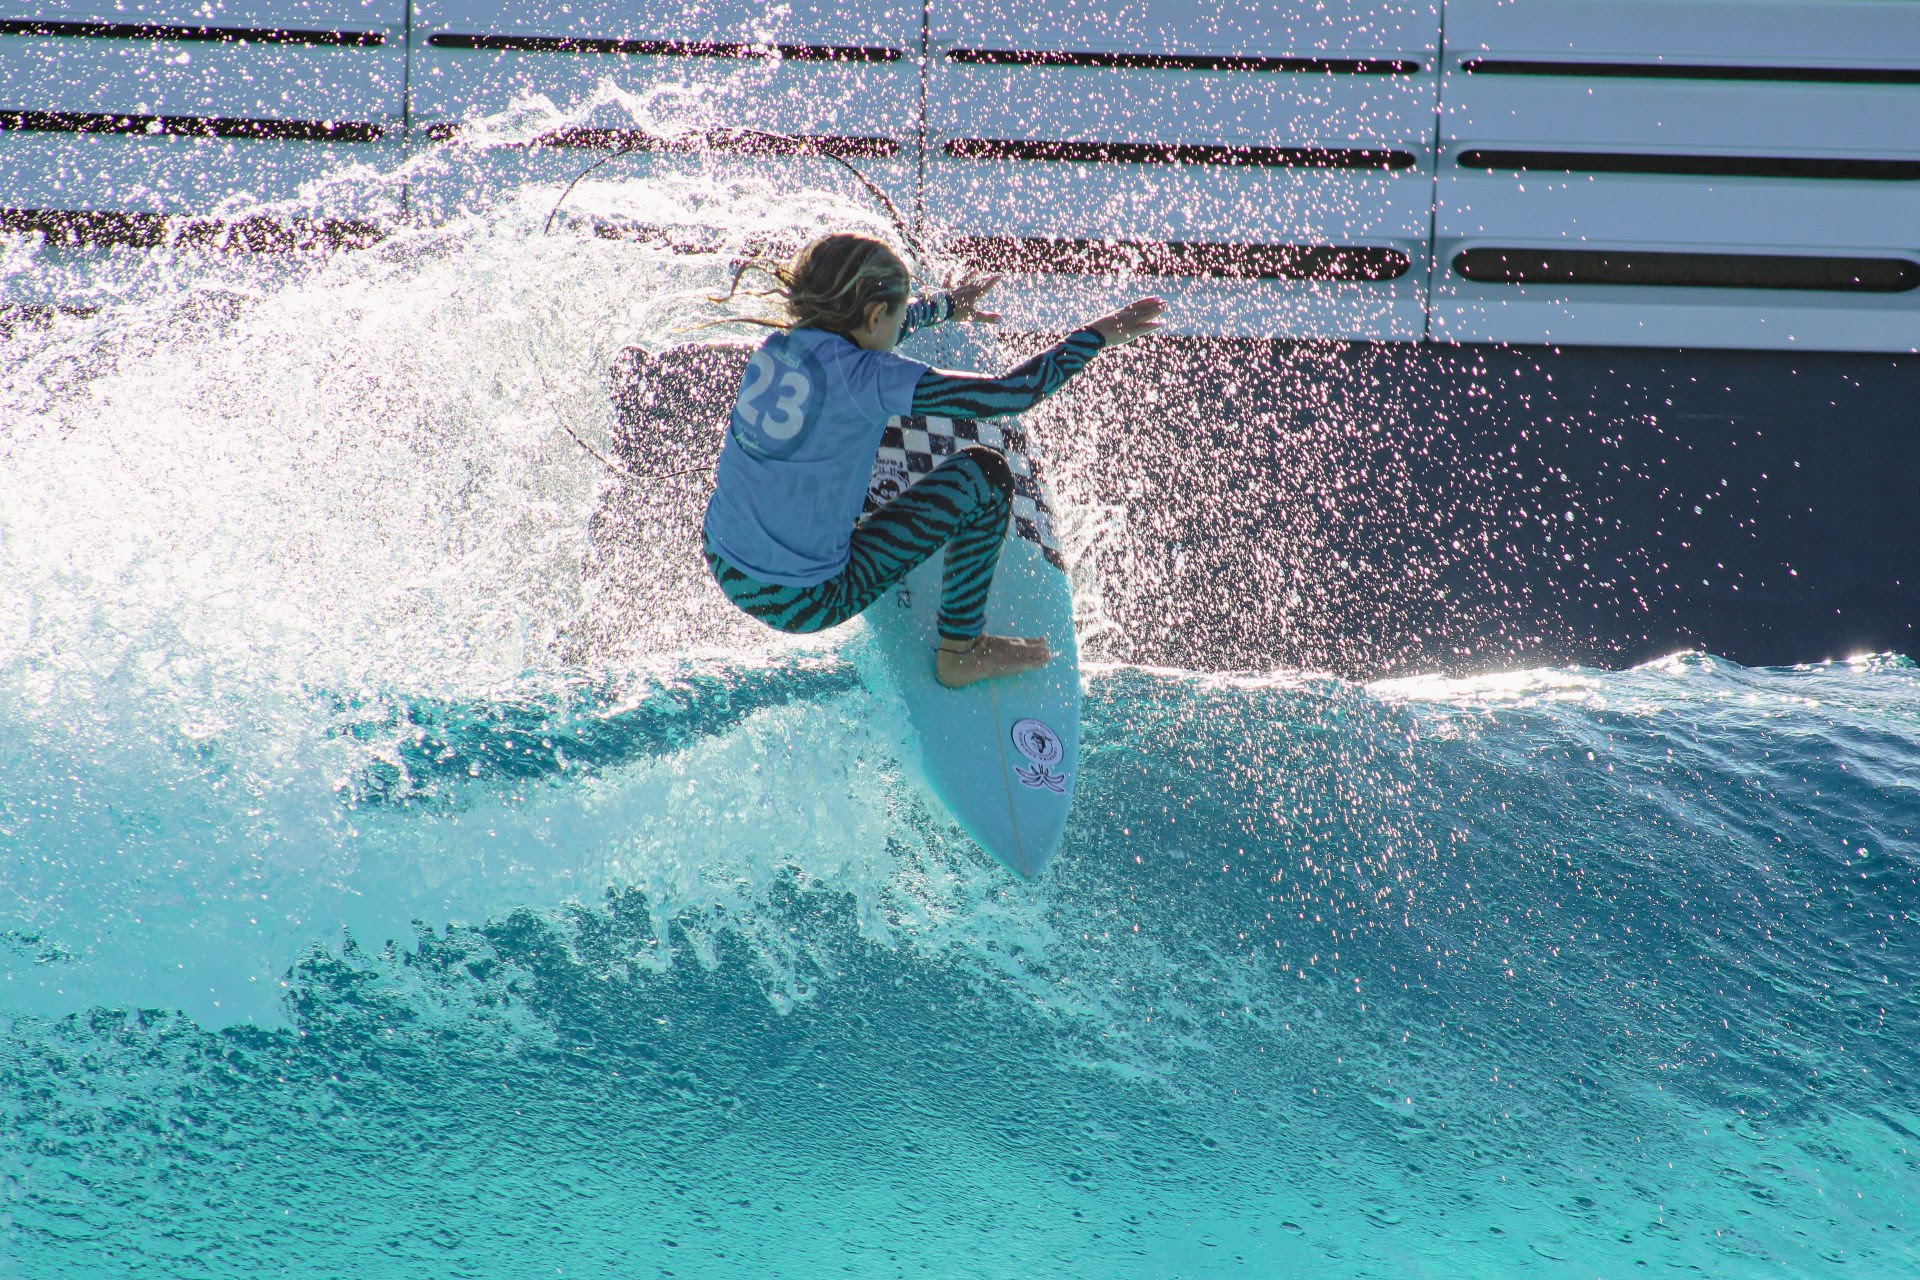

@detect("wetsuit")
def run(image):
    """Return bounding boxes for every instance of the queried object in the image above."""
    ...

[702,292,1104,641]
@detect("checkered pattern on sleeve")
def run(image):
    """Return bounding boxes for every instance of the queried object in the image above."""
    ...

[863,414,1066,571]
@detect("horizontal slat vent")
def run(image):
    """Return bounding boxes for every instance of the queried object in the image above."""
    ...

[946,138,1415,169]
[523,127,897,158]
[1461,59,1920,86]
[0,110,384,142]
[1454,248,1920,292]
[951,236,1410,281]
[425,34,900,62]
[0,19,383,46]
[0,207,385,250]
[1457,150,1920,181]
[1,304,97,338]
[948,49,1419,74]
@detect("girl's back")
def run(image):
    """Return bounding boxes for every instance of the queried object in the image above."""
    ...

[704,325,928,587]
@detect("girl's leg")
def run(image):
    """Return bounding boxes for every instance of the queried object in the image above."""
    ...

[848,446,1013,641]
[706,446,1013,636]
[704,554,822,630]
[850,448,1049,687]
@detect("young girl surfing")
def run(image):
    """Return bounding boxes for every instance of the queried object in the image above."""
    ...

[702,232,1163,688]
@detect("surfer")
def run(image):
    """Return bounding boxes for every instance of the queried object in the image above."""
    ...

[702,232,1163,688]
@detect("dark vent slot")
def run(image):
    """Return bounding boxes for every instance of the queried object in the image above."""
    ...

[0,207,385,251]
[0,111,383,143]
[427,34,899,62]
[950,236,1409,281]
[531,127,896,158]
[555,221,802,258]
[1461,58,1920,86]
[0,19,383,46]
[1454,248,1920,292]
[946,138,1414,169]
[1458,149,1920,181]
[950,49,1418,73]
[1,304,99,339]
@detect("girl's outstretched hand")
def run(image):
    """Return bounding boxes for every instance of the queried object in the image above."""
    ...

[1089,296,1166,347]
[948,273,1003,324]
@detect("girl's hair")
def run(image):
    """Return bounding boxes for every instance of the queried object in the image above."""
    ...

[714,232,912,335]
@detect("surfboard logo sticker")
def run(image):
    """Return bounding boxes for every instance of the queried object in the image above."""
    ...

[1009,718,1068,794]
[867,456,909,506]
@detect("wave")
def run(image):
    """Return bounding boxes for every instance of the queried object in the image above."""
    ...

[2,653,1916,1275]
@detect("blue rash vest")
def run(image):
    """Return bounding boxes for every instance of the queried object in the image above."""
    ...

[703,326,929,587]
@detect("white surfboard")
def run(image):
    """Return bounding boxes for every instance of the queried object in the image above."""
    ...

[858,403,1080,879]
[616,331,1080,878]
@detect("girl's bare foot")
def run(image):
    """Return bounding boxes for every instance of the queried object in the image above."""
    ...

[935,635,1052,689]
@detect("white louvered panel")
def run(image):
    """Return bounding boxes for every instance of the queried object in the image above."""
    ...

[1447,0,1920,68]
[0,1,406,216]
[407,0,920,224]
[414,0,913,52]
[926,0,1441,340]
[410,49,908,145]
[941,63,1436,151]
[1431,0,1920,351]
[1448,76,1917,160]
[939,163,1422,242]
[1434,173,1920,349]
[1437,283,1918,353]
[1443,171,1916,253]
[0,132,400,220]
[940,0,1442,59]
[7,3,401,27]
[0,32,403,121]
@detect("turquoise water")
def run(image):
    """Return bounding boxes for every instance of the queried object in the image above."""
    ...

[2,151,1917,1275]
[3,652,1916,1277]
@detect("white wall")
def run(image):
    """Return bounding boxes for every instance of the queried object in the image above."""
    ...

[0,2,408,220]
[1431,0,1920,352]
[925,1,1442,339]
[404,0,920,221]
[3,0,1918,350]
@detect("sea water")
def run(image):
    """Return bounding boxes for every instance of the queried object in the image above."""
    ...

[2,120,1917,1278]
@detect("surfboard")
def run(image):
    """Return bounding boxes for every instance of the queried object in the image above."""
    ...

[857,399,1080,880]
[614,331,1080,879]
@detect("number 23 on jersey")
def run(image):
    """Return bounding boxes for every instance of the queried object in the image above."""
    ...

[732,337,824,460]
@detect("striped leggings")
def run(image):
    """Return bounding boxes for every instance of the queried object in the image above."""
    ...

[707,447,1014,642]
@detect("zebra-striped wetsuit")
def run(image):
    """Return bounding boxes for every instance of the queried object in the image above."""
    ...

[706,299,1104,641]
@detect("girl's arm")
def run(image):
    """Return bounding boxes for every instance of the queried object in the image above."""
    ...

[898,273,1005,341]
[907,296,1163,421]
[898,292,957,342]
[909,329,1105,420]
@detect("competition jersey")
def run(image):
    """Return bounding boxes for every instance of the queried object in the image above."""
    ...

[702,326,929,586]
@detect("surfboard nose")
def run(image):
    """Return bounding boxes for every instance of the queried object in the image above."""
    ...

[1005,846,1048,880]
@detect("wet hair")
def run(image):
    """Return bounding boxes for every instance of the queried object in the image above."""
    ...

[714,232,912,336]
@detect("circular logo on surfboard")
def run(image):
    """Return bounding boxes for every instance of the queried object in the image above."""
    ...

[1010,718,1063,767]
[1009,718,1067,793]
